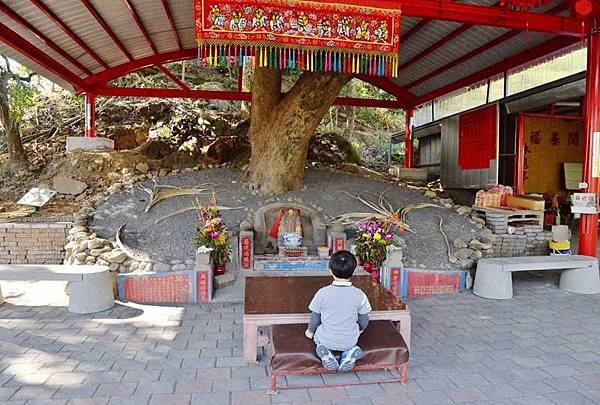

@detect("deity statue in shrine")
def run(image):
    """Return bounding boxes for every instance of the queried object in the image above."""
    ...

[267,208,305,253]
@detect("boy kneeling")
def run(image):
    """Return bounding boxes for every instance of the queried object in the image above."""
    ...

[305,250,372,372]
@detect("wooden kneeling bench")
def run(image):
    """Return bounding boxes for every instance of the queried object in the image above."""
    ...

[268,320,409,394]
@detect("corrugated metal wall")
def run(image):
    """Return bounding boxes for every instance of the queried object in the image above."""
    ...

[418,135,442,178]
[419,135,441,166]
[440,113,498,189]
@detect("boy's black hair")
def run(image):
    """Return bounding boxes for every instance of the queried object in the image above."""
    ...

[329,250,357,279]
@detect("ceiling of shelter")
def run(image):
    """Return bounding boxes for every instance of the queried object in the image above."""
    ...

[0,0,589,104]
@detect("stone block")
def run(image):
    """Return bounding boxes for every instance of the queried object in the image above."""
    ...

[214,272,235,289]
[66,136,114,152]
[393,167,428,183]
[53,176,88,195]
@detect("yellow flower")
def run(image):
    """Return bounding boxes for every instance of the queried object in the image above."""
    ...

[362,233,369,238]
[374,233,382,240]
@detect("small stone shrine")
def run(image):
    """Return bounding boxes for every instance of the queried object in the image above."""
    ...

[238,202,347,271]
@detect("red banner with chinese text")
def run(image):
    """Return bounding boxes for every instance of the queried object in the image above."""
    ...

[194,0,401,77]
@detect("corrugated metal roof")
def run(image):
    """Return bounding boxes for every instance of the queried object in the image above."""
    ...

[0,42,74,91]
[409,31,553,97]
[0,0,581,102]
[397,25,512,87]
[399,20,463,65]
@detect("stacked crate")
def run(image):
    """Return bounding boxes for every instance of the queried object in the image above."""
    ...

[473,207,551,257]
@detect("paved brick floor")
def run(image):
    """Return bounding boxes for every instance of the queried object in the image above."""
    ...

[1,272,600,404]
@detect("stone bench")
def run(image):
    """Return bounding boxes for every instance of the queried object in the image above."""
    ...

[0,265,115,314]
[268,321,408,394]
[473,255,600,299]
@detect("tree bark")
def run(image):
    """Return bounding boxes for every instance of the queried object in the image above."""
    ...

[248,67,351,194]
[0,72,27,166]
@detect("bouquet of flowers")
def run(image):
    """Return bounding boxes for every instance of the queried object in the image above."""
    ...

[194,197,232,271]
[355,216,398,267]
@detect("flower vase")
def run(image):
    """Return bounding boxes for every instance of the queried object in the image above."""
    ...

[363,261,372,273]
[370,267,380,283]
[214,263,226,276]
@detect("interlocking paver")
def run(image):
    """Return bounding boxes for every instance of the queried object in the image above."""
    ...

[94,383,137,398]
[190,392,230,405]
[148,393,191,405]
[66,398,110,405]
[106,395,150,405]
[11,385,57,400]
[2,275,600,405]
[407,390,454,404]
[174,379,212,393]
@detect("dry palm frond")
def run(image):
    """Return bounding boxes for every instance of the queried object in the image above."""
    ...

[328,189,414,233]
[400,203,441,222]
[139,180,213,213]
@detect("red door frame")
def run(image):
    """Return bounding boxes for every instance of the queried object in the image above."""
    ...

[515,112,584,195]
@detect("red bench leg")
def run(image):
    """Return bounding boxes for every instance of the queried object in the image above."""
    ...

[399,363,408,385]
[267,373,278,395]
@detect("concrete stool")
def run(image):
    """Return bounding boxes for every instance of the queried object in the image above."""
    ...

[0,265,115,314]
[474,255,600,300]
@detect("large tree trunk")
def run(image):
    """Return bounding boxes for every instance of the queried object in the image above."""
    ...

[248,67,351,194]
[0,87,27,166]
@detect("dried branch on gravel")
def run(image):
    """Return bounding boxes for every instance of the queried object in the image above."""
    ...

[437,215,453,262]
[399,203,441,222]
[327,189,414,233]
[115,224,152,262]
[139,180,213,213]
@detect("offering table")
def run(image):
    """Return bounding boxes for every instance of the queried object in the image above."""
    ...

[243,274,411,363]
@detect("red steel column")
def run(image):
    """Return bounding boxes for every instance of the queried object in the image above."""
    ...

[84,93,96,138]
[404,108,414,168]
[578,29,600,256]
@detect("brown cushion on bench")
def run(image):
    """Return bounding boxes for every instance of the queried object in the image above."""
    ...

[271,320,409,372]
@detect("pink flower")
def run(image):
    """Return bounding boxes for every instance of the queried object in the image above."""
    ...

[211,231,220,240]
[384,234,393,241]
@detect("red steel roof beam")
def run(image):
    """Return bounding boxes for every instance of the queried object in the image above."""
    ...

[353,0,586,36]
[405,3,569,89]
[80,0,134,62]
[123,0,158,55]
[160,0,182,50]
[0,1,92,76]
[0,21,88,91]
[416,35,579,104]
[93,87,405,108]
[398,24,472,73]
[156,64,189,90]
[85,48,197,87]
[29,0,109,69]
[355,74,418,106]
[400,19,430,43]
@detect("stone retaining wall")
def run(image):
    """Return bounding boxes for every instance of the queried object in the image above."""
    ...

[0,217,73,264]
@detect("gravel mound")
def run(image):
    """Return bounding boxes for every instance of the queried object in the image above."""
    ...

[92,168,479,270]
